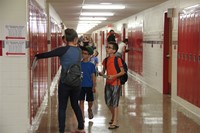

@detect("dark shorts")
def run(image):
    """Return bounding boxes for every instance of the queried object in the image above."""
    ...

[104,84,121,107]
[79,87,94,101]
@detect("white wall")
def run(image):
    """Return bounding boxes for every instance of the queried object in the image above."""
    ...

[49,4,62,25]
[33,0,62,29]
[0,0,29,133]
[93,0,200,121]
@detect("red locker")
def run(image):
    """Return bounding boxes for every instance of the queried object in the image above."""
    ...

[178,13,189,100]
[178,5,200,107]
[197,11,200,107]
[191,13,198,105]
[188,14,194,103]
[184,14,190,101]
[177,13,183,97]
[29,0,48,123]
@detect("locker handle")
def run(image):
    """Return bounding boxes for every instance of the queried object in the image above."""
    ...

[166,54,170,58]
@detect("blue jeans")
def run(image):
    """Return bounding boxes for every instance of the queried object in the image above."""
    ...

[58,82,84,133]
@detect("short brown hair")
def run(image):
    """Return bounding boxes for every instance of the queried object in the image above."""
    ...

[108,41,118,53]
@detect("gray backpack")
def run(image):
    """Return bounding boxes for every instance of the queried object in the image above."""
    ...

[62,47,82,87]
[62,64,82,87]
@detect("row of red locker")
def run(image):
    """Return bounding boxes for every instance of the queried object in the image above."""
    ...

[177,7,200,107]
[128,26,143,76]
[29,0,63,123]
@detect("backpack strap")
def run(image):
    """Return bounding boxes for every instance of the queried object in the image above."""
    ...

[114,57,121,73]
[105,56,121,73]
[104,57,109,70]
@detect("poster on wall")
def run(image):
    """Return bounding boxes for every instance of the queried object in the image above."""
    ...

[4,25,26,39]
[4,40,26,56]
[4,25,26,56]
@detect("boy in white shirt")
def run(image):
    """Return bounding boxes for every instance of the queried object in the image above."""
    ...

[116,39,129,57]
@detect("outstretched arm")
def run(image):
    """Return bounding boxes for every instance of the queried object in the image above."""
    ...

[35,46,67,59]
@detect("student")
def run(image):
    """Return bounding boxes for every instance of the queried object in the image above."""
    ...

[35,28,85,133]
[99,42,125,129]
[107,29,119,43]
[83,36,89,47]
[90,50,99,76]
[79,46,96,121]
[116,38,129,58]
[62,35,67,46]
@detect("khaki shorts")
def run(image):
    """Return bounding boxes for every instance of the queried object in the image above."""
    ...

[104,84,121,107]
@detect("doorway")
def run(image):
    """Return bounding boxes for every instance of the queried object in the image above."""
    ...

[163,12,172,94]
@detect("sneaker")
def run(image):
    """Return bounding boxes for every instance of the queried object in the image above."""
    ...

[88,109,94,119]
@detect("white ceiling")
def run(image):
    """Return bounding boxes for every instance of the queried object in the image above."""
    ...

[48,0,167,33]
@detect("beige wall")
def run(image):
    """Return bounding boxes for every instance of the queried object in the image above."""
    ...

[0,0,29,133]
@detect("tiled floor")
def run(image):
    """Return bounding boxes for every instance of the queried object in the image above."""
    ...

[35,75,200,133]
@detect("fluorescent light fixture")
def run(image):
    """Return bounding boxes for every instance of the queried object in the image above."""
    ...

[78,21,102,24]
[182,4,199,14]
[78,23,98,26]
[81,12,114,16]
[82,4,125,9]
[76,24,96,33]
[184,4,199,10]
[100,3,112,5]
[79,17,107,20]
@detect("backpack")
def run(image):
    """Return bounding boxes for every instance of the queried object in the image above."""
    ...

[105,57,128,85]
[62,46,82,87]
[62,64,82,87]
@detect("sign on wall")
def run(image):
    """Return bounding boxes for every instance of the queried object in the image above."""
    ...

[5,25,26,39]
[4,40,26,56]
[4,25,26,56]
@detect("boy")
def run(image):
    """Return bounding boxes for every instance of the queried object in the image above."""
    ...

[99,42,125,129]
[107,29,120,43]
[90,50,99,76]
[36,28,85,133]
[116,38,129,58]
[79,46,96,120]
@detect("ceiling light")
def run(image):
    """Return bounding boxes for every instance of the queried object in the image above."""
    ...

[100,3,112,5]
[79,17,107,20]
[184,4,199,10]
[78,23,98,26]
[82,4,125,9]
[81,12,114,16]
[76,24,96,34]
[79,21,102,24]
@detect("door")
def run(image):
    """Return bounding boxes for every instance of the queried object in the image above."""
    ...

[163,12,172,94]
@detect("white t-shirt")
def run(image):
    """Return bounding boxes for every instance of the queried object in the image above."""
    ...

[118,42,126,54]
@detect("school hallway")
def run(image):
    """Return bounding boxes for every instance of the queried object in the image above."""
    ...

[34,73,200,133]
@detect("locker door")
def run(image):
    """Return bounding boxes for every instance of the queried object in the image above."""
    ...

[189,13,196,103]
[188,13,193,103]
[184,14,190,100]
[193,12,199,106]
[180,14,187,99]
[197,11,200,107]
